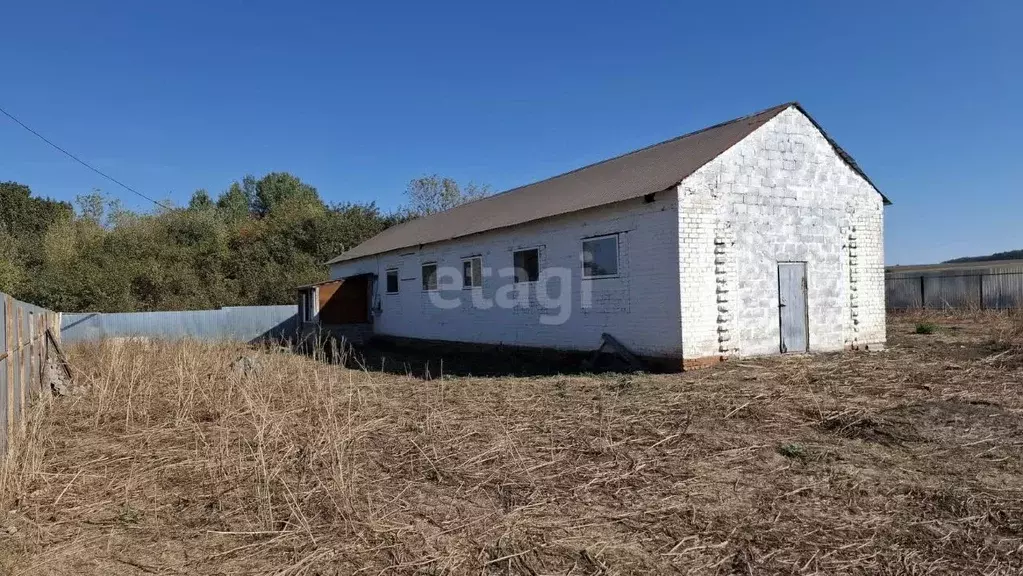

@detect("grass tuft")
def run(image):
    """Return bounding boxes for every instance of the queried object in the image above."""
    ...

[777,442,807,460]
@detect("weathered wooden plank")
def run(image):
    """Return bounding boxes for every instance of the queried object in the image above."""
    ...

[6,295,14,445]
[16,308,23,425]
[2,296,9,456]
[0,295,59,460]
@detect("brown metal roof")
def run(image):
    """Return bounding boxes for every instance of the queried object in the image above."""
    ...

[329,102,887,264]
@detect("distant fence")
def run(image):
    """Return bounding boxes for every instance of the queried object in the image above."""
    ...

[1,292,60,458]
[886,271,1023,310]
[61,306,298,344]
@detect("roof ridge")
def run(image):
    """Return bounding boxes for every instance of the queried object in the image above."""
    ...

[472,101,796,203]
[327,101,881,265]
[380,101,797,232]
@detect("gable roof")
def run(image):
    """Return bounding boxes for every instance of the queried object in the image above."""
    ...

[329,102,888,265]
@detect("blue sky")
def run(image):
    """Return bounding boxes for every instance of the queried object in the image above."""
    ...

[0,1,1019,265]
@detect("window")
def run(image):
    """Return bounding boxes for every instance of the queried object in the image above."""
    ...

[582,234,619,278]
[300,288,316,322]
[462,256,483,288]
[513,248,540,283]
[421,263,438,291]
[386,269,399,294]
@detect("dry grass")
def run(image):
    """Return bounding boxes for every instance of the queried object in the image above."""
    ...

[2,315,1023,575]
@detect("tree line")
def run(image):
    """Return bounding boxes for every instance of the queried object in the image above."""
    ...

[0,173,488,312]
[944,249,1023,264]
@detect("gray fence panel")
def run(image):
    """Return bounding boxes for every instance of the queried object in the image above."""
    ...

[222,306,298,341]
[923,274,982,309]
[885,277,923,309]
[886,270,1023,310]
[982,274,1023,309]
[61,306,298,344]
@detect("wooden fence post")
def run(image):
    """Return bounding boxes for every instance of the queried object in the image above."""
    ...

[38,313,44,392]
[35,313,41,391]
[16,306,23,425]
[5,295,14,445]
[979,274,985,311]
[28,312,34,395]
[31,312,38,392]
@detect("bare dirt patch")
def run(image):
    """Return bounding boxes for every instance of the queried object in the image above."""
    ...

[1,314,1022,575]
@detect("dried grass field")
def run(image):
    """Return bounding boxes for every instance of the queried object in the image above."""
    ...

[2,313,1023,575]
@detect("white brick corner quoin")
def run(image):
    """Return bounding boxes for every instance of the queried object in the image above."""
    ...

[330,106,886,366]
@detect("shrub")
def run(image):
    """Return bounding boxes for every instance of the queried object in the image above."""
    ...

[915,322,938,335]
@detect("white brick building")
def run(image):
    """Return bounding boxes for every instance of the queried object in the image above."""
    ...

[323,103,888,369]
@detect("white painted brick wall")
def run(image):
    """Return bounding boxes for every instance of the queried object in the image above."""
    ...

[330,106,885,362]
[678,106,886,358]
[329,193,684,357]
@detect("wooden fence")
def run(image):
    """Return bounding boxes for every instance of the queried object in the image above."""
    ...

[0,292,60,458]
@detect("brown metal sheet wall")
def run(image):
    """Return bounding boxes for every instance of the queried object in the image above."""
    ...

[318,278,369,324]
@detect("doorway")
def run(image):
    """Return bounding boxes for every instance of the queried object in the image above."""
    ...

[778,262,808,353]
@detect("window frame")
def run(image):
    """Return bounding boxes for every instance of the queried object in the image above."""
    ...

[300,288,317,322]
[461,256,483,289]
[512,247,541,284]
[385,268,400,294]
[421,262,439,292]
[581,233,620,279]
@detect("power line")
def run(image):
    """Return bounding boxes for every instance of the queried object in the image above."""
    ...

[0,104,172,210]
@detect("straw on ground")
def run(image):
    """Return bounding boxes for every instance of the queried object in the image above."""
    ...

[1,313,1022,575]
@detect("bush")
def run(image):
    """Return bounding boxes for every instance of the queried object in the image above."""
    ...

[915,322,938,335]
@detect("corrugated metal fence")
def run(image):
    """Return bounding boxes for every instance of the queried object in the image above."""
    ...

[886,271,1023,310]
[1,292,60,457]
[61,305,298,344]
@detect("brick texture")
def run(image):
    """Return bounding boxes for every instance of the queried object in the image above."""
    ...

[330,194,685,357]
[678,107,886,358]
[329,106,886,362]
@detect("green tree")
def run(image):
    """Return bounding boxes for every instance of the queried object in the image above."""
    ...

[0,229,24,294]
[399,175,490,217]
[188,189,214,211]
[252,172,320,217]
[309,202,391,262]
[216,182,252,222]
[0,182,73,296]
[0,181,73,237]
[75,191,106,226]
[0,173,400,312]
